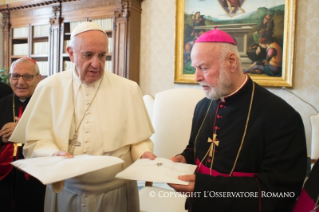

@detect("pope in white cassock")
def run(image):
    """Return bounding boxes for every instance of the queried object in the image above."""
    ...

[10,22,155,212]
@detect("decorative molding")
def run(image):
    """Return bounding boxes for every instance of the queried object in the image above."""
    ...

[0,0,85,13]
[62,0,116,13]
[10,7,52,19]
[1,11,10,30]
[117,0,130,18]
[52,5,60,18]
[50,17,61,26]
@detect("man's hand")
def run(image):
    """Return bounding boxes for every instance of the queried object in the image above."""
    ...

[0,120,19,143]
[140,151,156,160]
[171,155,186,163]
[53,150,74,158]
[168,174,195,193]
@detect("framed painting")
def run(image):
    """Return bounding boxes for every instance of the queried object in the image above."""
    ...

[174,0,296,87]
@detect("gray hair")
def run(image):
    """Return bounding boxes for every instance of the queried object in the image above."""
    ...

[218,43,241,70]
[10,58,40,75]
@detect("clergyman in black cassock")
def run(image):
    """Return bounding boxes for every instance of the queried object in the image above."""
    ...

[0,57,45,212]
[180,77,306,211]
[169,29,307,212]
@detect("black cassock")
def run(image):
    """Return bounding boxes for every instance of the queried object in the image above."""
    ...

[0,94,45,212]
[181,77,307,212]
[0,82,12,99]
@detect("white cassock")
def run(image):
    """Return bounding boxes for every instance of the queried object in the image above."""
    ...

[10,69,154,212]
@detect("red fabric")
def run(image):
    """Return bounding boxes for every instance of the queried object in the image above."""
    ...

[227,0,241,7]
[18,104,23,117]
[0,143,14,180]
[196,158,257,177]
[267,48,277,58]
[292,189,318,212]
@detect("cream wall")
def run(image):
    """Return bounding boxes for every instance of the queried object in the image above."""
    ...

[140,0,319,155]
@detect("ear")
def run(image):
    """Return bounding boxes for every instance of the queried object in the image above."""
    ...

[36,74,41,82]
[226,52,238,72]
[66,46,75,62]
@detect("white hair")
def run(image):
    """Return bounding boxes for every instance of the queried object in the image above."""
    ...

[218,43,241,71]
[10,58,40,75]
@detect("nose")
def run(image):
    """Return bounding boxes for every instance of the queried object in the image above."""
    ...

[17,76,25,84]
[195,68,203,82]
[91,56,100,69]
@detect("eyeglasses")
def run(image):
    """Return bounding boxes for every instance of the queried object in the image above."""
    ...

[10,74,38,81]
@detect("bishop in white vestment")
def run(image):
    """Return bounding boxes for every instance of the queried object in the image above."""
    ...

[10,22,155,212]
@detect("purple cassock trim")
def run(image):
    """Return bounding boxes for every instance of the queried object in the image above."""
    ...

[292,189,318,212]
[196,158,257,177]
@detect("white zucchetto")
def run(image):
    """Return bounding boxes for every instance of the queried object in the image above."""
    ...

[71,22,106,38]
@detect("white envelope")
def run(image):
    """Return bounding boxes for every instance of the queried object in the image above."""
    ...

[11,155,123,184]
[115,158,197,185]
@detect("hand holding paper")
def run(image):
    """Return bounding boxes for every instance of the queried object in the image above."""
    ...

[168,174,196,193]
[115,157,197,185]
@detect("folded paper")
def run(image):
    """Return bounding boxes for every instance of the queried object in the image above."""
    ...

[11,155,123,184]
[115,158,197,185]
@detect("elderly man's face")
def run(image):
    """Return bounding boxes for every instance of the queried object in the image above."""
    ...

[192,43,233,100]
[68,31,108,84]
[10,61,41,99]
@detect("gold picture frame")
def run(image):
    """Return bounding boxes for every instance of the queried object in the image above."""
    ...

[175,0,296,87]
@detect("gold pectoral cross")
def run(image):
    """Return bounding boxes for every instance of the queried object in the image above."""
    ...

[207,133,219,157]
[13,143,22,157]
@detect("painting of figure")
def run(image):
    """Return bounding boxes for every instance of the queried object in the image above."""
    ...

[221,0,245,15]
[182,0,285,77]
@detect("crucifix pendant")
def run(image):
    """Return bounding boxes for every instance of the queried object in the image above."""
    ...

[72,135,81,146]
[208,133,219,146]
[207,133,219,157]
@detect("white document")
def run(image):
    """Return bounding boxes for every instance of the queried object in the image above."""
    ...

[115,158,197,185]
[11,155,123,184]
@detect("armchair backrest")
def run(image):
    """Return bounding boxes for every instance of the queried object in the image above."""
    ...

[311,114,319,159]
[143,95,155,121]
[148,88,205,159]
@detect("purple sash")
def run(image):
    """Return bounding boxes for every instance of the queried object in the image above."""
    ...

[196,158,257,177]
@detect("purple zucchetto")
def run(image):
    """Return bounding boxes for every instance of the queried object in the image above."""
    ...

[196,26,237,45]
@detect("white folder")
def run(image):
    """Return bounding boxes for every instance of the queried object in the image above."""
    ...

[116,158,197,185]
[11,155,123,184]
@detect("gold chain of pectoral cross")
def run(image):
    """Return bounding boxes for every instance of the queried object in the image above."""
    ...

[194,82,255,176]
[12,95,22,157]
[68,73,103,155]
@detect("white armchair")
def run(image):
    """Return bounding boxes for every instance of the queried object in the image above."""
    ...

[139,88,205,212]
